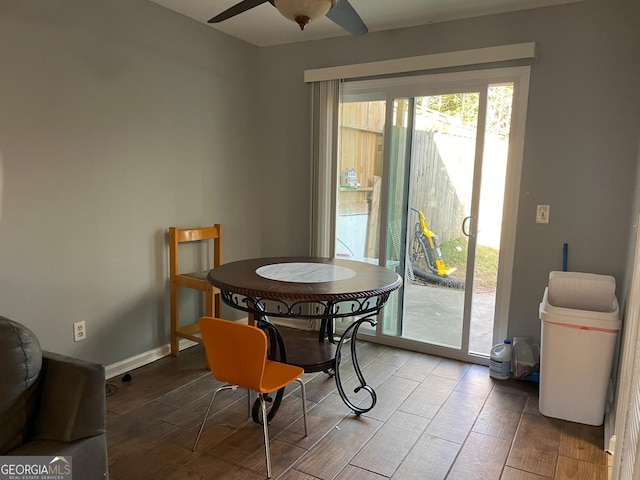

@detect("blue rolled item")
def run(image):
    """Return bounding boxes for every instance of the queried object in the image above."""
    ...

[562,243,568,271]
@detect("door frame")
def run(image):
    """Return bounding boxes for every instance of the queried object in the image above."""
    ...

[338,66,531,363]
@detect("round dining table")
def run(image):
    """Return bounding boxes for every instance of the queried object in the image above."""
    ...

[207,256,403,421]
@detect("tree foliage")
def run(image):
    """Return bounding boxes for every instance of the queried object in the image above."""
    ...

[416,85,514,138]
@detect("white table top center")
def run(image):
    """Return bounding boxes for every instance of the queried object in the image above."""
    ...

[256,262,356,283]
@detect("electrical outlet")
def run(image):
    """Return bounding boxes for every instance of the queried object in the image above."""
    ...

[73,321,86,342]
[536,204,550,224]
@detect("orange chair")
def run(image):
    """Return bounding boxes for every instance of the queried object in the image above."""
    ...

[193,317,308,478]
[169,225,222,356]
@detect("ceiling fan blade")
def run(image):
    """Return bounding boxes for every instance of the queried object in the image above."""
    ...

[208,0,271,24]
[326,0,368,36]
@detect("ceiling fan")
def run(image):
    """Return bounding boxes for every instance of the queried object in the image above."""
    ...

[208,0,368,35]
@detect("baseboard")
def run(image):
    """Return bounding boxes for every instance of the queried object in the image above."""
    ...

[104,316,252,380]
[105,338,198,380]
[105,317,309,380]
[607,435,615,480]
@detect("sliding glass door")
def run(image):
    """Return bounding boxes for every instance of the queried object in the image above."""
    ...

[334,67,529,363]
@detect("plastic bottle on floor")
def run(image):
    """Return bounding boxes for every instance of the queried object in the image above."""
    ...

[490,339,512,380]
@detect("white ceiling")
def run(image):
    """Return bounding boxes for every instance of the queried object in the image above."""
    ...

[148,0,585,47]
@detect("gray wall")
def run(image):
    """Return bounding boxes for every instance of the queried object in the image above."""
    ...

[258,0,640,340]
[0,0,261,364]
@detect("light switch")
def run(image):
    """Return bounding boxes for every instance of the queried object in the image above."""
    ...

[536,205,550,224]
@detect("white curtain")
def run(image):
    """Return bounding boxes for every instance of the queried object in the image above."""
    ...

[309,79,341,257]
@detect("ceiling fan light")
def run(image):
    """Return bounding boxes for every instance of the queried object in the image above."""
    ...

[273,0,336,30]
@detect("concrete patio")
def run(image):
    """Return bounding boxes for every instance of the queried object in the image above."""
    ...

[402,281,496,356]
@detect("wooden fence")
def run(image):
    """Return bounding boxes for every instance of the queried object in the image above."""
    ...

[407,129,466,244]
[337,103,467,257]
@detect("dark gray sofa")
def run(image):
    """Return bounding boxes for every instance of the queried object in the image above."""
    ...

[0,316,108,479]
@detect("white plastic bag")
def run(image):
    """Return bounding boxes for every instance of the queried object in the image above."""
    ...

[513,336,540,381]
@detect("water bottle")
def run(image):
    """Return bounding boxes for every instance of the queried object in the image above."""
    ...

[490,339,512,380]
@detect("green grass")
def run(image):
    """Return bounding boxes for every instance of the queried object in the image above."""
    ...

[438,237,499,291]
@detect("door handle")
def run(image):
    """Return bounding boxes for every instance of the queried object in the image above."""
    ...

[462,216,472,237]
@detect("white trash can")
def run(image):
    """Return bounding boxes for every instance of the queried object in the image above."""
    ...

[539,272,621,426]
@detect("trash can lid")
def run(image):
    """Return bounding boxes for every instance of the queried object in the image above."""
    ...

[548,271,616,313]
[539,288,621,331]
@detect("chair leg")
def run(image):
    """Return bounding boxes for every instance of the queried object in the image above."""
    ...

[260,394,272,479]
[247,389,252,418]
[192,385,234,452]
[214,292,222,318]
[296,378,309,437]
[205,285,214,317]
[170,282,179,357]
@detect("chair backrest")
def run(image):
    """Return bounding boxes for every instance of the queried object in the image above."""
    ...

[199,317,267,391]
[169,225,222,276]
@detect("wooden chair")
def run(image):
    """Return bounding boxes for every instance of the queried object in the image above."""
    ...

[169,225,222,356]
[193,317,308,478]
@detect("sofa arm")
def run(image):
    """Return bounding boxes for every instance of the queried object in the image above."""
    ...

[33,352,106,442]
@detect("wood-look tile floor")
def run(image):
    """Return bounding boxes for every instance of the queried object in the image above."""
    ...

[106,335,608,480]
